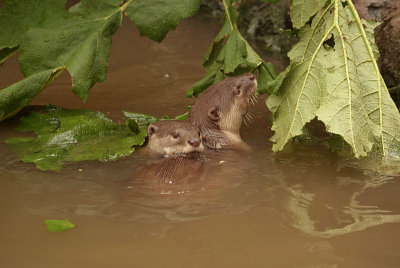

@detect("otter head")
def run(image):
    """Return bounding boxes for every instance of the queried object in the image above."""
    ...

[146,120,204,157]
[188,73,257,149]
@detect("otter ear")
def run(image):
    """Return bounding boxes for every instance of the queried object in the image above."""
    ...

[147,124,159,137]
[207,106,220,121]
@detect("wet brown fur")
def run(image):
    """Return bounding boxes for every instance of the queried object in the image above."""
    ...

[188,73,258,150]
[146,120,203,157]
[140,120,205,185]
[139,156,205,186]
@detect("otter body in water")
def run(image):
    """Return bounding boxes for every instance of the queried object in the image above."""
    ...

[138,120,205,186]
[188,73,257,150]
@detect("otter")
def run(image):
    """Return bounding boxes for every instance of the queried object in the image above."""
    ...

[137,120,205,186]
[129,119,253,193]
[146,120,204,157]
[188,73,258,150]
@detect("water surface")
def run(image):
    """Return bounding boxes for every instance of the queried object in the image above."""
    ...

[1,16,400,267]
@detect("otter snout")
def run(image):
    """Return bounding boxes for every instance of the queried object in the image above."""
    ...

[188,138,201,147]
[247,73,255,81]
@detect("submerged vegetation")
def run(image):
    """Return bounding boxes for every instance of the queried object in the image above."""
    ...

[44,219,75,232]
[1,0,400,170]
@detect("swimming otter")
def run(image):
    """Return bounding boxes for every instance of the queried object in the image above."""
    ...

[146,120,204,157]
[138,120,205,186]
[188,73,257,150]
[130,119,251,193]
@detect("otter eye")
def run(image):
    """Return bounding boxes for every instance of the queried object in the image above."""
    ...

[172,133,180,139]
[234,86,241,95]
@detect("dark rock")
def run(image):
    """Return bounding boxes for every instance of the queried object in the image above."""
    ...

[353,0,399,21]
[199,0,224,19]
[200,0,294,55]
[237,0,294,54]
[376,9,400,88]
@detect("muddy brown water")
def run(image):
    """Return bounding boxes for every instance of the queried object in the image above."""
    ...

[1,17,400,267]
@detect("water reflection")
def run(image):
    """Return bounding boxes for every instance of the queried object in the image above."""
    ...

[279,144,400,238]
[119,150,274,223]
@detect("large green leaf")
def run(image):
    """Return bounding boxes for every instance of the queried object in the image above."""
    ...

[0,0,76,63]
[267,0,400,159]
[124,0,201,42]
[186,0,275,97]
[6,106,148,171]
[19,8,122,101]
[0,0,203,122]
[0,0,72,51]
[0,0,125,122]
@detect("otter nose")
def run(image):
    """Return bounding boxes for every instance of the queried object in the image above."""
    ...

[188,139,200,147]
[248,74,255,81]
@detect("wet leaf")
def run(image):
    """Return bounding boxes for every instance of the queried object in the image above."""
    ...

[267,0,400,160]
[123,111,160,130]
[44,219,75,232]
[6,106,147,171]
[124,0,201,42]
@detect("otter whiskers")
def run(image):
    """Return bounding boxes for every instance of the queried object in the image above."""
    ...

[243,110,255,126]
[249,91,259,105]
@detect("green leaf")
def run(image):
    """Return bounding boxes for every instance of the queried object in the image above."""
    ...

[222,30,251,73]
[123,111,160,130]
[258,62,283,95]
[69,0,124,19]
[19,8,122,102]
[290,0,329,29]
[267,0,400,160]
[125,117,140,134]
[44,219,75,232]
[124,0,201,42]
[0,0,72,51]
[187,0,274,97]
[187,70,218,97]
[6,106,147,170]
[0,0,204,123]
[174,106,191,121]
[0,0,127,121]
[0,69,63,121]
